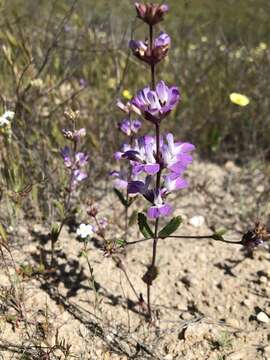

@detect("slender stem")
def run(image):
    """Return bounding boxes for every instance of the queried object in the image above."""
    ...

[94,213,142,305]
[149,25,155,90]
[122,234,243,247]
[146,23,161,320]
[118,260,141,303]
[51,139,77,266]
[124,120,133,243]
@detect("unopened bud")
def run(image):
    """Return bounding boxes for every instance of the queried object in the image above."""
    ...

[135,2,169,26]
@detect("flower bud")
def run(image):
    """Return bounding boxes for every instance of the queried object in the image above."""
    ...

[135,2,169,25]
[241,221,269,249]
[87,204,98,217]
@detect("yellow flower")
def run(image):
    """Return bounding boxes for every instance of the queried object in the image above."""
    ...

[122,89,132,100]
[107,78,116,89]
[259,42,267,51]
[229,93,250,107]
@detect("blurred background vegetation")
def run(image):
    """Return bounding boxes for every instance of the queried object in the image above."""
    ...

[0,0,270,225]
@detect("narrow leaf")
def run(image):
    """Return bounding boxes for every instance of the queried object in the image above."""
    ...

[138,213,154,239]
[158,216,182,239]
[113,188,128,207]
[115,239,126,246]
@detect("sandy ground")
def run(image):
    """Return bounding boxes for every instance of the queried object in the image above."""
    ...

[0,160,270,359]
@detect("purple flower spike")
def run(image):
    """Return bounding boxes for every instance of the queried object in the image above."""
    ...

[132,81,180,123]
[147,191,172,219]
[61,146,89,191]
[118,118,142,136]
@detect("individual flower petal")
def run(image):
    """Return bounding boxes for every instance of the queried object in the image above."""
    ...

[147,203,172,219]
[110,170,128,189]
[144,163,160,175]
[164,175,188,192]
[147,191,172,219]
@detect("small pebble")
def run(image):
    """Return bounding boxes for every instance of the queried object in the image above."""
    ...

[189,215,205,227]
[257,311,269,323]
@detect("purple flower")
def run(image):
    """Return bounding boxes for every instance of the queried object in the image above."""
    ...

[62,128,86,142]
[75,152,89,167]
[154,32,170,48]
[129,40,148,57]
[114,142,132,160]
[131,80,180,123]
[123,136,160,175]
[79,78,87,88]
[163,174,188,193]
[129,32,170,64]
[73,169,87,182]
[61,146,72,168]
[135,3,169,25]
[61,147,88,190]
[147,191,172,219]
[161,133,195,173]
[110,170,128,190]
[118,118,142,136]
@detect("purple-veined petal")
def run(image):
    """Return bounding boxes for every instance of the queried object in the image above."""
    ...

[158,203,172,217]
[144,163,160,175]
[147,206,160,219]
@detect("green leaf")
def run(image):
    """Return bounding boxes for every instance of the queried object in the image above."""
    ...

[138,213,154,239]
[52,199,65,219]
[158,216,182,239]
[115,239,126,246]
[51,223,60,242]
[113,188,128,207]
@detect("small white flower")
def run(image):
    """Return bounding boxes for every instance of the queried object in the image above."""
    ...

[0,111,15,127]
[76,223,94,239]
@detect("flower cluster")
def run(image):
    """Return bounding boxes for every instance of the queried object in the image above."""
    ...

[131,80,180,124]
[60,127,88,191]
[118,133,194,218]
[111,99,142,190]
[129,32,170,64]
